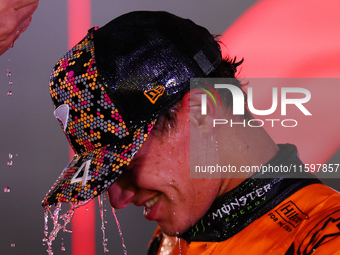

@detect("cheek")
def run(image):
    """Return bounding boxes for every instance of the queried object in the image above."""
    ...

[189,179,221,211]
[142,147,182,177]
[162,182,218,235]
[166,144,190,170]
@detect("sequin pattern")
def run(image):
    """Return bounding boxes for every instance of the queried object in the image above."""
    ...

[43,30,155,205]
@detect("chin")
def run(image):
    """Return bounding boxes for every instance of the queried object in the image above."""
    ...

[159,221,191,236]
[161,228,182,237]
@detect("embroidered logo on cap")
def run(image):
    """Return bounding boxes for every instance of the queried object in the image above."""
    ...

[54,104,70,132]
[144,86,165,104]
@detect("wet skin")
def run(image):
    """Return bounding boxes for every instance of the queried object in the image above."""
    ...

[107,90,279,236]
[108,103,224,236]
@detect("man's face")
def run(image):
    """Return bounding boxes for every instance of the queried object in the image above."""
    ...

[108,107,222,236]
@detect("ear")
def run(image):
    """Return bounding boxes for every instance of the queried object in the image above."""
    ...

[181,88,217,135]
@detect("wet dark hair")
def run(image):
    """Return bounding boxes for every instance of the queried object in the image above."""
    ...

[153,56,247,134]
[207,56,246,107]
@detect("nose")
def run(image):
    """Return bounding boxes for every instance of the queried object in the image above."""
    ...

[107,173,136,209]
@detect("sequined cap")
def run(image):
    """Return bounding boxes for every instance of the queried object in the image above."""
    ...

[42,11,221,205]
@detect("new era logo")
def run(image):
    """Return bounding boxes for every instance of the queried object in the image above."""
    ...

[144,86,165,104]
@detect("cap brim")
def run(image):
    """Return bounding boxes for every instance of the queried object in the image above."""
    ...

[42,121,155,206]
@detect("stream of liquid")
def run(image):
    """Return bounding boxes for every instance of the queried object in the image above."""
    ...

[43,195,128,255]
[111,206,127,255]
[98,194,109,253]
[43,200,91,255]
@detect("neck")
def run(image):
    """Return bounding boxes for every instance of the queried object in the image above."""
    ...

[216,116,279,196]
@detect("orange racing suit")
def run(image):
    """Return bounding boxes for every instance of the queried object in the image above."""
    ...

[147,144,340,255]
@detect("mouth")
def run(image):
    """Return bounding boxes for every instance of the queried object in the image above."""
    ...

[144,194,160,209]
[143,194,161,220]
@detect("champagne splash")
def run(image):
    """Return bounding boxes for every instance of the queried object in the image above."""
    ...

[98,194,109,253]
[112,207,127,255]
[43,200,91,255]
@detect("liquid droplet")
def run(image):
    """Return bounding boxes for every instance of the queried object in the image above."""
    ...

[112,207,128,255]
[61,238,65,251]
[9,153,13,159]
[7,91,12,96]
[98,194,109,253]
[11,243,15,247]
[4,187,10,193]
[9,81,13,85]
[7,161,13,166]
[178,237,182,255]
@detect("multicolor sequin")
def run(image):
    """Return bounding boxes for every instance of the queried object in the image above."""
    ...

[42,29,155,205]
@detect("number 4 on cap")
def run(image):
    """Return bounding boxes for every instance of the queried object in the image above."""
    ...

[70,160,92,188]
